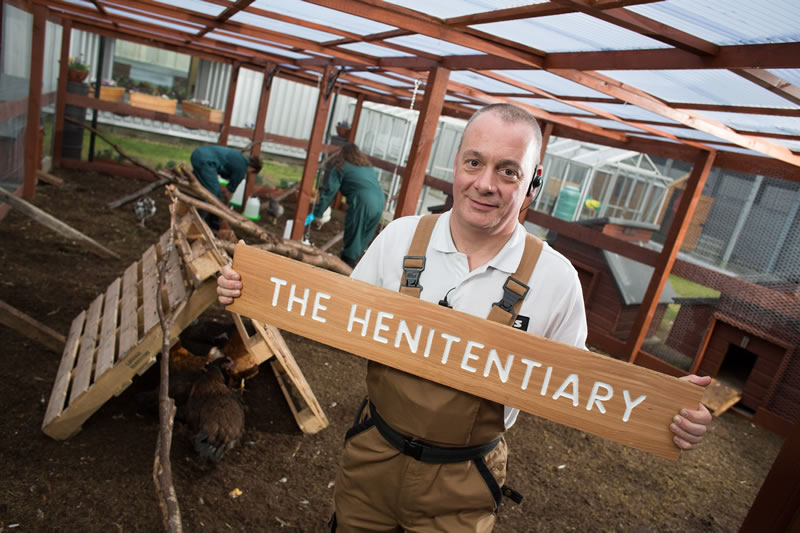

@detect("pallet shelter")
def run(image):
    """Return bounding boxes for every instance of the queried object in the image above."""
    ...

[3,1,800,530]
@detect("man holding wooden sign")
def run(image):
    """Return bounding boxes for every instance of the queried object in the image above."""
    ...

[218,104,712,533]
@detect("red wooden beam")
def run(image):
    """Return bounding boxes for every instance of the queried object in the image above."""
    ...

[218,62,240,147]
[393,66,450,218]
[626,151,716,363]
[52,18,71,169]
[23,4,46,199]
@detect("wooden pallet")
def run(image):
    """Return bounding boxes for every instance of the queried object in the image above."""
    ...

[42,206,328,438]
[42,214,218,439]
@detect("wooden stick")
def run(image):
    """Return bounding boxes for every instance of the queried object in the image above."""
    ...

[0,187,120,260]
[107,177,171,209]
[320,231,344,252]
[36,170,64,187]
[0,300,65,353]
[153,190,183,533]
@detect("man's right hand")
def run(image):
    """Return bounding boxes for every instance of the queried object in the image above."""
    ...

[216,263,242,305]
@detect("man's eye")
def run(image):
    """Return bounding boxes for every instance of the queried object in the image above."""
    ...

[500,168,519,180]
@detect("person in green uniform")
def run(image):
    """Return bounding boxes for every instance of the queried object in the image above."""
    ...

[190,145,263,231]
[312,143,386,267]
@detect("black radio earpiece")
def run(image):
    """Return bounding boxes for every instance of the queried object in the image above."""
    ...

[527,165,543,196]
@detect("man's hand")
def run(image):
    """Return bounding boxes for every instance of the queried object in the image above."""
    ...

[217,262,242,306]
[671,374,713,450]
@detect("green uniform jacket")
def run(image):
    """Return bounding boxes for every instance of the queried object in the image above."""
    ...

[190,145,249,199]
[314,161,386,261]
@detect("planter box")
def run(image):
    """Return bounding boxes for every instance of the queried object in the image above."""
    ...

[129,92,177,114]
[182,101,223,123]
[98,86,125,103]
[68,69,89,83]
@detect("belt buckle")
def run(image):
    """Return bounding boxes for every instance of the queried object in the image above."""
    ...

[402,439,424,460]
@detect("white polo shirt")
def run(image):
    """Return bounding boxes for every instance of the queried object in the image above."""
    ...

[351,211,588,429]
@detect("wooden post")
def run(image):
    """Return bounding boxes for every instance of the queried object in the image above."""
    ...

[347,94,364,143]
[217,62,240,147]
[520,120,552,223]
[23,4,47,199]
[52,19,72,169]
[393,67,450,218]
[739,415,800,532]
[242,63,273,210]
[291,65,334,241]
[626,150,716,363]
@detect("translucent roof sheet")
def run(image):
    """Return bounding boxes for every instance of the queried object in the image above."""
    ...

[474,14,671,53]
[388,0,549,20]
[339,42,413,58]
[450,70,528,94]
[105,8,200,33]
[629,0,800,46]
[152,0,225,17]
[207,32,312,60]
[509,97,596,116]
[386,34,485,56]
[230,12,341,42]
[251,0,395,35]
[492,70,613,99]
[599,70,799,107]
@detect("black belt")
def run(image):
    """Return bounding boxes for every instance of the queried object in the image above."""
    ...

[369,402,501,464]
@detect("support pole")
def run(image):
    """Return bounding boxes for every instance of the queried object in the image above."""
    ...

[347,94,364,143]
[53,19,72,170]
[626,150,716,364]
[23,4,47,199]
[393,67,450,218]
[291,65,334,241]
[242,63,273,210]
[217,62,240,147]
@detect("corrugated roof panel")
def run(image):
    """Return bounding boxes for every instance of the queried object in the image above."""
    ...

[338,42,413,58]
[105,8,201,33]
[767,69,800,86]
[473,13,671,53]
[231,12,341,42]
[629,0,800,46]
[450,70,528,94]
[251,0,395,35]
[207,32,312,59]
[493,69,614,99]
[599,70,796,106]
[696,111,800,136]
[152,0,226,17]
[580,118,656,133]
[589,102,681,124]
[388,0,548,20]
[509,97,596,116]
[386,34,485,56]
[347,71,414,88]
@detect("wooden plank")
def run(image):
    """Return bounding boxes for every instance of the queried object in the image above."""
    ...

[42,311,85,428]
[35,170,64,187]
[158,232,187,311]
[0,187,120,259]
[95,278,121,379]
[0,299,65,353]
[69,294,103,404]
[701,378,741,416]
[141,245,159,333]
[270,360,327,434]
[118,262,139,359]
[229,244,705,459]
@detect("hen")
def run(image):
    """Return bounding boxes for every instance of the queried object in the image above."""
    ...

[186,357,245,462]
[133,196,157,227]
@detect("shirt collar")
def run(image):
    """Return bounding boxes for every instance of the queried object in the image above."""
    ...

[430,211,527,274]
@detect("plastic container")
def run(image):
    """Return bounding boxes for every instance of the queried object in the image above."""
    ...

[229,180,245,207]
[553,185,581,221]
[243,196,261,221]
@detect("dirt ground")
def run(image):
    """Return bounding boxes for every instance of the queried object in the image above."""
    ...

[0,168,786,532]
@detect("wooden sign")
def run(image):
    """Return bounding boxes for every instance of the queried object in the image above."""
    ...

[229,244,703,460]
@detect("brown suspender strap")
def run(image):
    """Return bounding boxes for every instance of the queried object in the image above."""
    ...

[486,233,544,326]
[399,214,440,297]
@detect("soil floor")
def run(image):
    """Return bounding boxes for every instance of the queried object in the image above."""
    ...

[0,168,786,532]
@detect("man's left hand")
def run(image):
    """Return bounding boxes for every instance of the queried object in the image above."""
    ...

[671,374,712,450]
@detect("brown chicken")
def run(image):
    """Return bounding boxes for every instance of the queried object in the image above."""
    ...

[186,357,245,462]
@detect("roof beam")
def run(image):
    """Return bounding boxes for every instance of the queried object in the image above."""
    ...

[550,69,800,167]
[554,0,719,55]
[732,69,800,107]
[302,0,545,68]
[195,0,254,38]
[444,0,659,26]
[546,42,800,70]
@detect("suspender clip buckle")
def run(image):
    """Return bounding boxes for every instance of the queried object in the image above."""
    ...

[494,276,530,314]
[402,255,426,289]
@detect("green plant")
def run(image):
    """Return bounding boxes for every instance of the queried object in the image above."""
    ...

[166,160,176,168]
[68,56,89,72]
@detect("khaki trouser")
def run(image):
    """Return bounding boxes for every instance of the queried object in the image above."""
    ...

[332,411,508,532]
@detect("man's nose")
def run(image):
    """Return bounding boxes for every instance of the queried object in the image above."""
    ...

[473,168,495,193]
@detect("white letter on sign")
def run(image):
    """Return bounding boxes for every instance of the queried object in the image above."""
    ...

[312,292,331,323]
[586,381,613,414]
[373,312,394,344]
[439,333,461,365]
[622,390,647,422]
[347,304,371,337]
[519,358,542,391]
[395,320,422,353]
[288,285,309,315]
[484,350,514,383]
[552,373,580,407]
[269,277,287,307]
[460,341,483,373]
